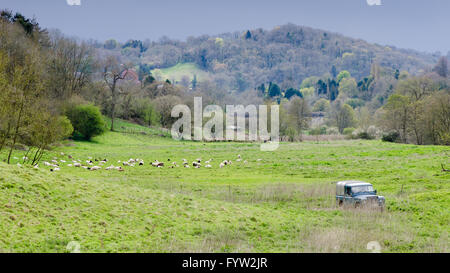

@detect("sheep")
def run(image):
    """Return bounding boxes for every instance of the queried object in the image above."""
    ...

[90,166,101,171]
[33,165,39,169]
[192,162,201,167]
[123,162,130,166]
[74,163,82,167]
[219,163,225,168]
[116,166,124,172]
[237,154,241,159]
[236,159,242,162]
[184,164,190,168]
[52,160,58,164]
[205,164,212,168]
[67,164,73,167]
[139,161,144,166]
[44,162,51,166]
[152,161,164,167]
[105,165,115,170]
[60,160,66,163]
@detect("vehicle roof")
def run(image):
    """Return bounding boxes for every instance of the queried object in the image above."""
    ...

[337,181,372,187]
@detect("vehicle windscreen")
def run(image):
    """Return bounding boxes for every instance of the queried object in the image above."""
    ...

[351,185,374,194]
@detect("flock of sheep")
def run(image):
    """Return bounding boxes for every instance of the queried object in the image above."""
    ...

[37,153,260,172]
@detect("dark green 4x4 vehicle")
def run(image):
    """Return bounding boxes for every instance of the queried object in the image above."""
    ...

[336,181,385,210]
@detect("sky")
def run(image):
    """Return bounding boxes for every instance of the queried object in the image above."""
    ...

[1,0,449,53]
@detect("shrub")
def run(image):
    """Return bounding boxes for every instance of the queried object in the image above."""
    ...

[66,104,106,140]
[382,132,400,143]
[58,116,74,139]
[326,127,339,135]
[356,132,374,140]
[310,126,327,136]
[343,127,356,135]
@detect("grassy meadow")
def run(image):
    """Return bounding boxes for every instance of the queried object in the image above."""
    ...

[0,120,449,253]
[151,63,211,84]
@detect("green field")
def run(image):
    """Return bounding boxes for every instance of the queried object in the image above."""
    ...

[0,120,449,253]
[151,63,211,84]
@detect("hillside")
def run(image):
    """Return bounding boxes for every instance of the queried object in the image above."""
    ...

[100,24,439,92]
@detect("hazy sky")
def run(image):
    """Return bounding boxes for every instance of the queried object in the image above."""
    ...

[1,0,449,53]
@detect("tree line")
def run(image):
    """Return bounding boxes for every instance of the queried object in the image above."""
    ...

[0,11,448,166]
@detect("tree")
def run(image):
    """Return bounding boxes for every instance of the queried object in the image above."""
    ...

[313,98,330,112]
[396,76,435,101]
[244,30,252,40]
[337,70,351,83]
[47,33,94,99]
[338,77,358,98]
[66,104,105,140]
[423,91,450,145]
[327,79,339,101]
[284,88,303,100]
[268,82,281,97]
[154,95,183,128]
[332,103,357,133]
[191,74,198,90]
[433,56,448,78]
[331,65,337,78]
[103,56,130,131]
[104,39,118,50]
[381,94,410,143]
[288,96,311,140]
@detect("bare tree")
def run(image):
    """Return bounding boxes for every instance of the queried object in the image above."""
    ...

[103,56,130,131]
[47,32,94,99]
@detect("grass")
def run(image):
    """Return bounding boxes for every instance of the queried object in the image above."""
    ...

[0,121,449,253]
[151,63,211,84]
